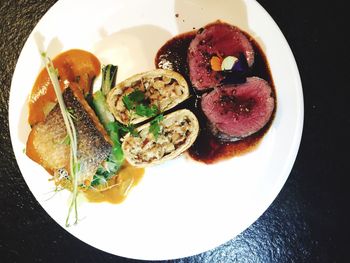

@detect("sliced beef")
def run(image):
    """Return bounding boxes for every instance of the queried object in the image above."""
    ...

[188,21,254,90]
[201,77,274,141]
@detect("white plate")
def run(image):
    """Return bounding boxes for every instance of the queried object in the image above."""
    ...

[9,0,303,260]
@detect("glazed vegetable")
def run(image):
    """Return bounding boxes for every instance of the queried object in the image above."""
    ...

[91,64,127,189]
[92,91,115,128]
[101,64,118,96]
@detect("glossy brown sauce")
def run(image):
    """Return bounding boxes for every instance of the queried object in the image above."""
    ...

[155,31,276,164]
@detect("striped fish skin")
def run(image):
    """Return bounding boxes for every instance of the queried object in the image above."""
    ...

[27,85,112,184]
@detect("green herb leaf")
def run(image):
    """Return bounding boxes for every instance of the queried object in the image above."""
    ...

[122,90,145,111]
[122,94,134,110]
[149,114,164,139]
[128,126,139,137]
[107,122,138,137]
[135,103,158,117]
[122,90,160,119]
[73,161,81,174]
[66,108,77,120]
[91,174,108,187]
[128,90,145,103]
[60,135,71,145]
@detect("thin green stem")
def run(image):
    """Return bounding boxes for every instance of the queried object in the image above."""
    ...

[41,52,79,227]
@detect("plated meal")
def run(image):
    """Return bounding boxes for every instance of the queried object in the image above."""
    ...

[24,21,276,226]
[9,0,304,259]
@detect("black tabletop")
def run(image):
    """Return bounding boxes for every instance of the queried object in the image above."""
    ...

[0,1,348,262]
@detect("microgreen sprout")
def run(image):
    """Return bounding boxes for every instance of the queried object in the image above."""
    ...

[40,52,80,227]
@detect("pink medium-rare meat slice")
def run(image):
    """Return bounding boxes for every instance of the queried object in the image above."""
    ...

[188,21,254,90]
[201,77,274,141]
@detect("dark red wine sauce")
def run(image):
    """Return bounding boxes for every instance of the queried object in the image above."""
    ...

[155,30,276,164]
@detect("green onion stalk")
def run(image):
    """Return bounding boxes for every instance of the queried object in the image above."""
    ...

[41,52,80,227]
[92,65,125,188]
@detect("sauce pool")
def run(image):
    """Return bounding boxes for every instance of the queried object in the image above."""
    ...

[155,30,276,164]
[28,49,101,126]
[84,162,144,204]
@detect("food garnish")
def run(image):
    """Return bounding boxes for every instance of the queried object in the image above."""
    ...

[210,55,239,72]
[92,90,115,129]
[149,114,164,139]
[106,69,189,125]
[28,49,100,126]
[122,90,159,118]
[91,64,126,190]
[40,52,80,226]
[122,109,199,167]
[188,21,254,90]
[101,64,118,96]
[25,20,276,225]
[210,56,223,71]
[156,20,276,163]
[221,56,238,71]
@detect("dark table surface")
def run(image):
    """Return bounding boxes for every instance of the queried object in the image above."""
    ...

[0,0,348,262]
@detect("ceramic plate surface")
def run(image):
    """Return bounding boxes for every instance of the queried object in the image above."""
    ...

[9,0,303,260]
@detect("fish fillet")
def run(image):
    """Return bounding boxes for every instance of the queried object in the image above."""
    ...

[26,84,112,185]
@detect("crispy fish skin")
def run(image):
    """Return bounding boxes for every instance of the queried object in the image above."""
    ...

[26,84,112,184]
